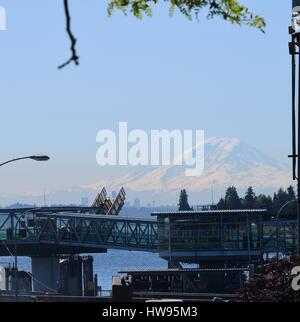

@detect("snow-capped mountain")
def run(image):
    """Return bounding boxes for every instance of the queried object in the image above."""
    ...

[0,137,292,207]
[83,137,292,194]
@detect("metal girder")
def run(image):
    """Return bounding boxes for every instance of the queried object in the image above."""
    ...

[0,209,298,257]
[262,220,297,253]
[32,213,159,251]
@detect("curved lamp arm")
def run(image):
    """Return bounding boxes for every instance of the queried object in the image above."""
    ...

[0,155,50,167]
[276,199,297,222]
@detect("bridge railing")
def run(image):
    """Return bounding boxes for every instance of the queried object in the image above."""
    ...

[0,211,160,251]
[35,214,160,251]
[157,219,298,254]
[0,210,298,255]
[262,220,297,253]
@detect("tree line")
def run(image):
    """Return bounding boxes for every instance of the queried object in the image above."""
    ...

[178,186,297,220]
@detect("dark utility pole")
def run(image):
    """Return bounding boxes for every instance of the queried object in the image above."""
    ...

[290,0,300,253]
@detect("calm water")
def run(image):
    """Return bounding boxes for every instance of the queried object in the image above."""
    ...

[0,250,167,291]
[0,210,169,291]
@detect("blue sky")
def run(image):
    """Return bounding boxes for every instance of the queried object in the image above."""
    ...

[0,1,293,197]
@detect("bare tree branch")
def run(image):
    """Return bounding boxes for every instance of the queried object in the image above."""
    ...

[58,0,79,69]
[56,0,265,69]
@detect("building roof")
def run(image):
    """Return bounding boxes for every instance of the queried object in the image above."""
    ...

[151,209,267,217]
[37,212,156,223]
[118,267,250,274]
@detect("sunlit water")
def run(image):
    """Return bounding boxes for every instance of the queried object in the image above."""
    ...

[0,250,167,291]
[0,211,169,291]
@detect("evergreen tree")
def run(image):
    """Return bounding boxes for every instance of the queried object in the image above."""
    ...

[285,186,297,219]
[243,186,256,209]
[216,186,298,220]
[178,189,192,211]
[273,188,289,215]
[255,194,274,219]
[217,198,226,210]
[224,186,242,209]
[287,185,296,201]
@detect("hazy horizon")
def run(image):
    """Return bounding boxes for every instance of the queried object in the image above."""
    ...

[0,1,293,204]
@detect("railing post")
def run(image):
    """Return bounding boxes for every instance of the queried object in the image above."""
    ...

[246,213,251,265]
[220,214,224,250]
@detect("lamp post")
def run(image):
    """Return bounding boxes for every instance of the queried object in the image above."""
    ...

[14,214,25,300]
[12,207,41,301]
[168,216,172,269]
[0,154,49,301]
[290,1,300,254]
[0,155,50,167]
[276,200,297,261]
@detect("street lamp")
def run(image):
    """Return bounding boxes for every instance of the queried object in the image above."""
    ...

[0,154,49,300]
[13,208,41,301]
[0,155,50,167]
[276,200,297,261]
[290,0,300,256]
[14,214,25,301]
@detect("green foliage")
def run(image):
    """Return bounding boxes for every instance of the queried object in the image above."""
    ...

[217,186,297,220]
[254,194,273,216]
[287,185,296,201]
[217,197,226,210]
[273,188,290,213]
[178,189,193,211]
[224,186,242,209]
[237,255,300,302]
[243,186,256,209]
[107,0,265,32]
[272,187,297,219]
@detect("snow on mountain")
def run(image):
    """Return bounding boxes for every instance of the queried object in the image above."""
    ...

[83,137,292,193]
[0,137,292,207]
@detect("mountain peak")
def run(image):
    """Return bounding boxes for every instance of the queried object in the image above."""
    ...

[84,136,292,194]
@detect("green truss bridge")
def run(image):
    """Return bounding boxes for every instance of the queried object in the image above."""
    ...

[0,207,297,292]
[0,207,297,263]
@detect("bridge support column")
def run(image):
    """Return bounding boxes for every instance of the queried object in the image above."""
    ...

[31,257,60,293]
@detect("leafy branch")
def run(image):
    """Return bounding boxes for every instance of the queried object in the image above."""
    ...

[107,0,266,31]
[59,0,266,69]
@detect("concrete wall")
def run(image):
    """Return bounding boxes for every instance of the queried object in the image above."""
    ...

[0,267,6,290]
[31,257,60,293]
